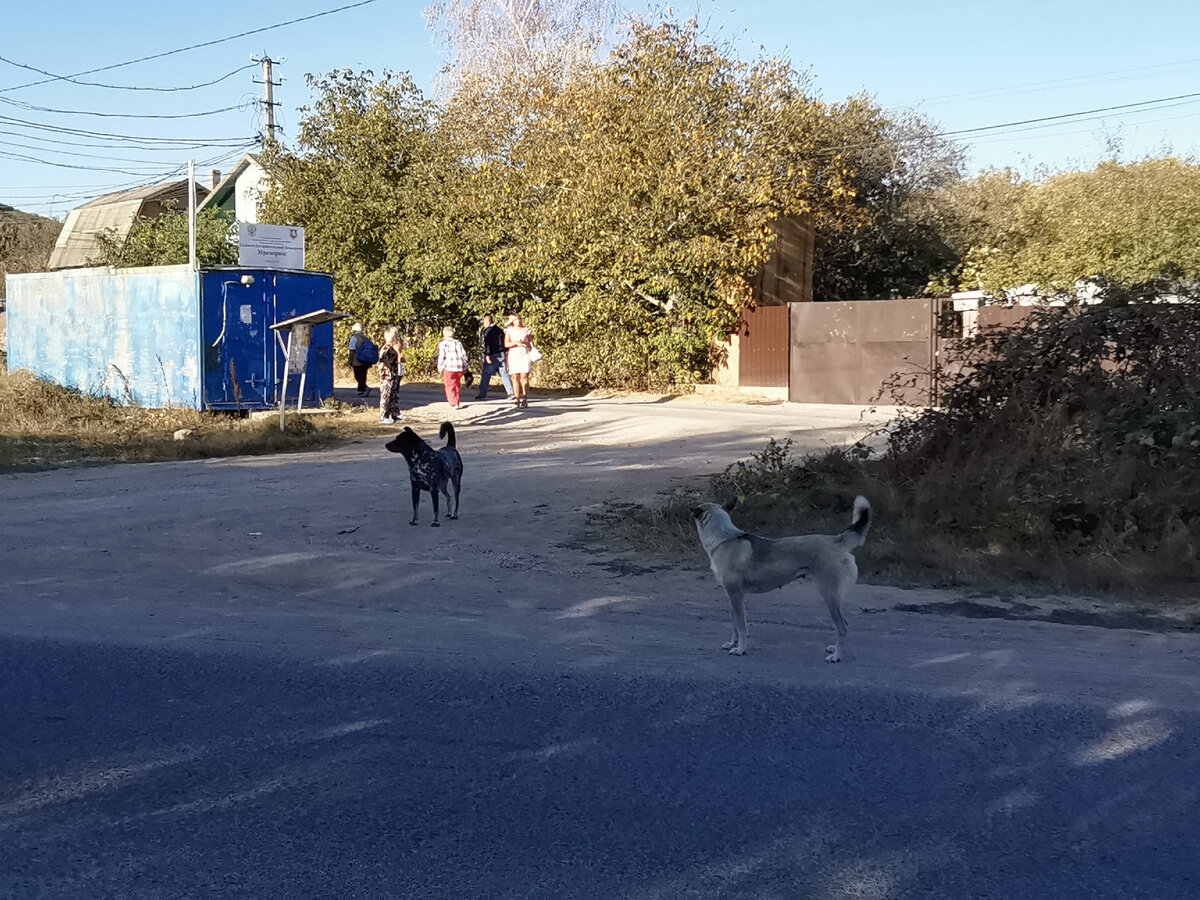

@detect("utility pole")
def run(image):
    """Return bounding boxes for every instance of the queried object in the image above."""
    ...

[252,55,281,149]
[187,159,197,270]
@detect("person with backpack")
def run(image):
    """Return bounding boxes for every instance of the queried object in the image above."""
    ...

[348,323,378,398]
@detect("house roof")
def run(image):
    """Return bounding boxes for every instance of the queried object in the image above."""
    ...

[48,179,208,270]
[197,154,263,214]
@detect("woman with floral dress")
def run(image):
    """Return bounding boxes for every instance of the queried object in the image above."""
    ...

[378,328,405,424]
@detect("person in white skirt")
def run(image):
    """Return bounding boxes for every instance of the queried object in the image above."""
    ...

[503,314,535,408]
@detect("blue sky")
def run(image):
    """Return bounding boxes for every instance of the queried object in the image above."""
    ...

[3,0,1199,218]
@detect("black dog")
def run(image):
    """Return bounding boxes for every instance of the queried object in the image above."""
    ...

[384,422,463,526]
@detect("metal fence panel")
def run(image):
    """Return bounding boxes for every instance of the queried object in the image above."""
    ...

[790,299,935,404]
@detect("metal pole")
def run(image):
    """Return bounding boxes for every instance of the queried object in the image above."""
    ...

[187,159,197,270]
[279,330,291,432]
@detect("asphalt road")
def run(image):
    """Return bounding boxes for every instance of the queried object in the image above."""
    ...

[2,389,1198,898]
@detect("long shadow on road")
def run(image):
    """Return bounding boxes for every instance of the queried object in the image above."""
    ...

[1,636,1195,898]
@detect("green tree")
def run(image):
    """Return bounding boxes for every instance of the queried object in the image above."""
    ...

[939,158,1200,294]
[260,70,469,338]
[0,205,62,300]
[90,207,237,268]
[811,101,965,300]
[261,18,966,388]
[441,19,869,386]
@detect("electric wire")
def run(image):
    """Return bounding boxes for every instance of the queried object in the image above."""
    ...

[936,91,1200,138]
[0,96,251,120]
[0,126,242,152]
[0,137,219,167]
[0,114,254,145]
[0,0,381,94]
[911,57,1200,106]
[0,57,257,93]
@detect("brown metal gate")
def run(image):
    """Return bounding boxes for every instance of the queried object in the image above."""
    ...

[737,305,790,387]
[789,298,938,405]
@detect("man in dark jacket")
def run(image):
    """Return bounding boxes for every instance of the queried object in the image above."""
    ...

[475,314,514,400]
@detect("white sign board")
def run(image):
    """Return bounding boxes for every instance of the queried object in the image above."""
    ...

[238,222,305,269]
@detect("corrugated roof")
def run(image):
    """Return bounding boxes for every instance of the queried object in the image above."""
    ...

[48,179,209,269]
[75,181,191,209]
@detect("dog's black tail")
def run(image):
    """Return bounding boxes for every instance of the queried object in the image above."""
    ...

[439,421,456,447]
[840,496,870,549]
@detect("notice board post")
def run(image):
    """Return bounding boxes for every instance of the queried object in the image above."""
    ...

[270,309,348,431]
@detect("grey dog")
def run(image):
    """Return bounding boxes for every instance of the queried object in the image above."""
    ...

[691,496,870,662]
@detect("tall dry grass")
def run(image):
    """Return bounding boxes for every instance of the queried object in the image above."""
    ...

[597,280,1200,600]
[0,369,343,470]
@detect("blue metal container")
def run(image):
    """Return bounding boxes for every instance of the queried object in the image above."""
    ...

[200,268,335,410]
[5,264,335,410]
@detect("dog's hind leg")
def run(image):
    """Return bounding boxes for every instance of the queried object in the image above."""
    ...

[819,577,850,663]
[430,485,441,527]
[722,587,749,656]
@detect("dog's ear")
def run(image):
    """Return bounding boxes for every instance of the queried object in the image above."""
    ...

[722,496,738,513]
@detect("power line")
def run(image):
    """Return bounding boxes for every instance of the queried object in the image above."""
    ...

[937,91,1200,138]
[912,57,1200,107]
[0,126,238,152]
[0,56,256,93]
[2,144,256,208]
[0,114,254,145]
[809,91,1200,159]
[0,136,216,167]
[0,96,249,119]
[0,0,381,94]
[0,149,175,176]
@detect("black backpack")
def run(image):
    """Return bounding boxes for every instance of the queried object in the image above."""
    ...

[356,338,379,365]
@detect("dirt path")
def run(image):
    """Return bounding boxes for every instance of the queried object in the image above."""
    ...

[2,382,1198,712]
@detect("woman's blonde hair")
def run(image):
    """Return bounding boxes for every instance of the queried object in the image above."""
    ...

[384,326,400,345]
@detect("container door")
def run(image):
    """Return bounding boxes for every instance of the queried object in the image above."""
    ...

[271,272,336,405]
[201,271,273,409]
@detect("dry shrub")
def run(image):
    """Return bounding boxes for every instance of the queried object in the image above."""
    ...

[599,279,1200,598]
[870,278,1200,594]
[0,369,338,470]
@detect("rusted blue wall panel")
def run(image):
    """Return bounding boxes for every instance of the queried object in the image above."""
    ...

[5,265,203,407]
[5,265,335,411]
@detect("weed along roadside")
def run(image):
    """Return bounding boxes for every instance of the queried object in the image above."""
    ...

[0,369,646,471]
[600,284,1200,604]
[0,369,359,471]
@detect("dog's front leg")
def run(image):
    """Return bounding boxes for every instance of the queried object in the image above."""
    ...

[409,483,421,526]
[722,587,749,655]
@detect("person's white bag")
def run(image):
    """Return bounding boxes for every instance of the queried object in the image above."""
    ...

[528,345,543,363]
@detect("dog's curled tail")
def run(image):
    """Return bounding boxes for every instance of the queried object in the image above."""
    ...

[439,421,456,447]
[841,496,870,549]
